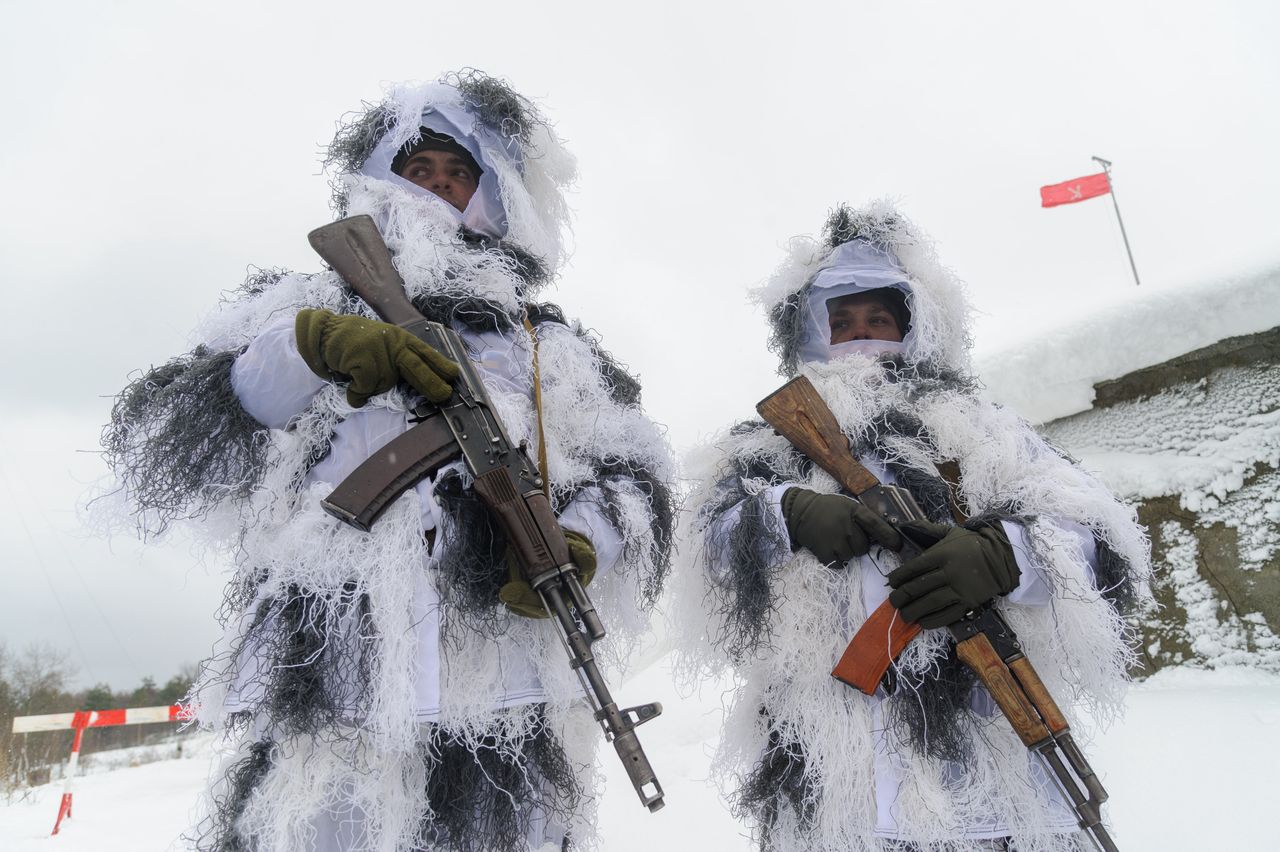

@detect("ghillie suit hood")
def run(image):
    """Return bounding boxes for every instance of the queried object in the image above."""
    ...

[672,201,1151,851]
[97,71,588,541]
[326,68,577,268]
[95,72,674,852]
[759,200,972,378]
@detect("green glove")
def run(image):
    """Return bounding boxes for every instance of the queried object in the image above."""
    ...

[295,308,460,408]
[781,487,902,567]
[886,520,1020,628]
[499,530,597,619]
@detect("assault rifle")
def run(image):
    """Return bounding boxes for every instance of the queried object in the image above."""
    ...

[757,375,1119,852]
[307,215,665,812]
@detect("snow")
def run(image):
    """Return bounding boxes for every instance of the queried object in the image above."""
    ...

[973,265,1280,425]
[1039,364,1280,511]
[40,736,202,785]
[0,742,214,850]
[992,267,1280,677]
[3,658,1277,852]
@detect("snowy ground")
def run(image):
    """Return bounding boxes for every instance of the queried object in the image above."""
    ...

[2,660,1276,851]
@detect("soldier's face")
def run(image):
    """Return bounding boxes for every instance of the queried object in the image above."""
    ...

[827,293,904,343]
[398,150,479,212]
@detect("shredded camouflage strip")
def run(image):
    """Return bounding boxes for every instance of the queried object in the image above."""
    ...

[100,346,269,538]
[421,709,581,852]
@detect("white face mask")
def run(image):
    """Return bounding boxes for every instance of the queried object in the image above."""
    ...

[826,338,907,362]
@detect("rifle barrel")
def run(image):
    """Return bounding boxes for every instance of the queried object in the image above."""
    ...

[1036,745,1119,852]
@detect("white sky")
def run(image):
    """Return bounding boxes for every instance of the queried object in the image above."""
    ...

[2,0,1277,690]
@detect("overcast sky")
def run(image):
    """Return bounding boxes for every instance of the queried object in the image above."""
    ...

[2,0,1277,691]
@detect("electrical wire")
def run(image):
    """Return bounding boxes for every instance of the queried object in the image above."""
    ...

[0,451,97,682]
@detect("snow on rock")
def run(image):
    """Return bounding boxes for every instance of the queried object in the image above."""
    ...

[1031,354,1280,674]
[1199,468,1280,571]
[974,265,1280,425]
[999,266,1280,675]
[1039,364,1280,509]
[1156,520,1280,669]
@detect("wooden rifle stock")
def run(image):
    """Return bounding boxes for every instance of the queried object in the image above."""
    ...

[757,377,921,693]
[757,377,879,495]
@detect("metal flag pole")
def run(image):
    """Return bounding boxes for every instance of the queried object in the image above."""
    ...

[1092,155,1141,286]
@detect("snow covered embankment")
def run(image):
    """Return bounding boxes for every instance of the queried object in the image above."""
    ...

[975,265,1280,426]
[2,664,1277,852]
[977,265,1280,674]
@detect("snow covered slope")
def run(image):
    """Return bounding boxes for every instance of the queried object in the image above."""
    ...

[3,660,1277,851]
[1041,360,1280,513]
[974,265,1280,425]
[0,741,213,850]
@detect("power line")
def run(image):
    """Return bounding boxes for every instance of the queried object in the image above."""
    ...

[45,513,143,677]
[0,452,97,681]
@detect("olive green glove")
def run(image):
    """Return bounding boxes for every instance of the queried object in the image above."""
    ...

[295,308,460,408]
[781,487,902,567]
[499,530,597,619]
[886,520,1020,628]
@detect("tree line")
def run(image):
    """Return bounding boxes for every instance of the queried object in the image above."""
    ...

[1,641,197,793]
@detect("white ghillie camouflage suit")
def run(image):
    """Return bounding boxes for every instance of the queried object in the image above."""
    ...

[672,201,1151,852]
[99,71,675,852]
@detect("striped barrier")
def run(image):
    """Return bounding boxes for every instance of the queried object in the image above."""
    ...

[11,704,192,835]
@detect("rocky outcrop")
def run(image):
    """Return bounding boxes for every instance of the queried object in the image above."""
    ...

[1040,326,1280,673]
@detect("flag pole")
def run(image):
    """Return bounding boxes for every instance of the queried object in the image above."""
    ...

[1092,155,1141,286]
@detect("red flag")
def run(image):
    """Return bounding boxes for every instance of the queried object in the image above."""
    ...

[1040,172,1111,208]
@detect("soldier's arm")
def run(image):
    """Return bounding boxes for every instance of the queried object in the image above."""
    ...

[230,314,327,429]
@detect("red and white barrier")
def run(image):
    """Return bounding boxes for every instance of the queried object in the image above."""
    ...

[11,704,193,835]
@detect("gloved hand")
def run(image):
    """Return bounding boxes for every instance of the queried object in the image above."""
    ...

[295,308,460,408]
[781,487,902,567]
[500,530,597,619]
[886,520,1020,628]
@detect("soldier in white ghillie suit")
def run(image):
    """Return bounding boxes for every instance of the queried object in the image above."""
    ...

[672,202,1150,852]
[99,71,675,851]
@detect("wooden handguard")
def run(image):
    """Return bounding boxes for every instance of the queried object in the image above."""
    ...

[1008,657,1070,736]
[955,635,1053,748]
[831,601,922,695]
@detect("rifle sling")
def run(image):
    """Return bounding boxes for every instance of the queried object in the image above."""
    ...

[935,459,969,523]
[522,314,551,499]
